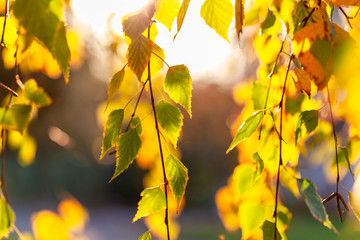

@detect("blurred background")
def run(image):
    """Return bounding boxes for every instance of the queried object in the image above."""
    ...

[0,0,359,239]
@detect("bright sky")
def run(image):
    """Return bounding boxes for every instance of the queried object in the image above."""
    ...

[71,0,235,78]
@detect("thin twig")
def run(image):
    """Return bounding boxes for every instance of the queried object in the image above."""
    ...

[339,7,353,29]
[0,82,18,97]
[274,54,293,240]
[147,25,170,240]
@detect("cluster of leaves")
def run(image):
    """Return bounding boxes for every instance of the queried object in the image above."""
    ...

[0,0,85,238]
[212,0,360,239]
[99,1,195,239]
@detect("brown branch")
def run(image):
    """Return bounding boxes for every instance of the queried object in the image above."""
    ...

[1,128,8,201]
[339,7,353,29]
[325,85,348,222]
[152,52,170,68]
[274,54,293,240]
[147,25,170,240]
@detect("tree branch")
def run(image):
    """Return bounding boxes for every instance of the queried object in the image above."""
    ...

[0,0,9,47]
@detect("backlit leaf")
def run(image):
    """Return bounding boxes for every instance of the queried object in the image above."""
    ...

[252,81,278,110]
[297,178,337,232]
[349,191,360,221]
[107,66,125,107]
[0,105,32,133]
[200,0,234,41]
[111,128,142,181]
[58,197,89,232]
[165,154,188,208]
[18,134,37,166]
[139,231,152,240]
[0,17,17,49]
[262,220,281,240]
[232,164,253,196]
[239,202,265,239]
[291,67,311,98]
[122,4,155,40]
[325,0,360,7]
[141,43,165,82]
[25,79,52,107]
[227,111,263,153]
[154,0,181,31]
[13,0,70,82]
[131,116,143,135]
[295,110,318,144]
[156,100,183,147]
[127,35,153,81]
[100,109,124,160]
[175,0,191,38]
[32,210,69,240]
[133,186,166,222]
[164,65,192,117]
[252,152,264,183]
[235,0,245,40]
[0,199,14,238]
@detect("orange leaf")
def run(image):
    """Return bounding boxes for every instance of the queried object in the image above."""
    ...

[235,0,245,40]
[325,0,360,7]
[291,67,311,97]
[126,35,154,81]
[32,210,69,240]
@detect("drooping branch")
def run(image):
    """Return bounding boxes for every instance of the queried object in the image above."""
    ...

[323,85,349,222]
[273,54,293,240]
[147,25,171,240]
[0,0,9,47]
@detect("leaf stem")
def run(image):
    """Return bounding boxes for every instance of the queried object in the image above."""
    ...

[274,54,293,240]
[147,25,170,240]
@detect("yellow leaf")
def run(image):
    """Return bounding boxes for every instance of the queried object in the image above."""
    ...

[235,0,245,40]
[200,0,234,41]
[215,186,239,231]
[175,0,191,38]
[32,210,69,240]
[58,197,89,233]
[325,0,360,7]
[154,0,181,31]
[126,35,154,81]
[291,67,311,97]
[18,134,37,166]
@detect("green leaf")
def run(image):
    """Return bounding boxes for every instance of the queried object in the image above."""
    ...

[292,1,308,35]
[0,199,15,238]
[0,17,18,49]
[138,231,152,240]
[233,164,253,196]
[131,116,143,135]
[297,178,337,232]
[285,95,305,116]
[122,5,155,40]
[339,146,355,182]
[100,109,124,160]
[24,79,52,107]
[165,154,188,208]
[261,220,281,240]
[0,105,32,133]
[107,66,126,107]
[133,186,166,222]
[156,100,183,147]
[127,35,153,81]
[239,202,265,239]
[200,0,234,41]
[154,0,181,31]
[295,110,319,144]
[110,128,142,182]
[13,0,70,82]
[164,65,192,117]
[227,111,263,153]
[261,10,276,33]
[310,38,331,69]
[252,152,264,183]
[235,0,245,40]
[349,191,360,221]
[175,0,191,38]
[252,82,278,110]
